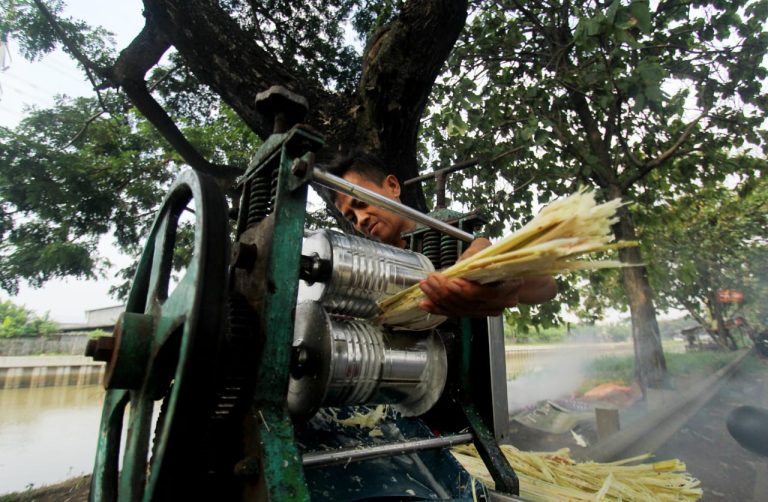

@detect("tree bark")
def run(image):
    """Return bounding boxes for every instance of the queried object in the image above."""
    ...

[142,0,335,141]
[141,0,469,210]
[356,0,468,211]
[609,185,668,390]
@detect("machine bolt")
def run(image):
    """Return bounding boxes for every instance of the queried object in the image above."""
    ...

[255,86,309,134]
[234,456,260,479]
[85,336,115,363]
[291,158,308,177]
[299,253,332,284]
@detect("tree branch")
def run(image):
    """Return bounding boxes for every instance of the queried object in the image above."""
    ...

[34,1,241,181]
[403,147,526,187]
[30,0,111,110]
[618,127,644,170]
[143,0,340,142]
[121,78,241,179]
[620,109,708,189]
[356,0,469,211]
[61,110,104,149]
[104,13,225,177]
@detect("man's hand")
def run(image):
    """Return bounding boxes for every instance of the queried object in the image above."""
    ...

[416,238,558,317]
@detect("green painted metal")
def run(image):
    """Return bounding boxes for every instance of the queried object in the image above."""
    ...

[462,402,519,494]
[254,405,310,500]
[89,389,128,502]
[244,126,323,500]
[88,170,229,502]
[104,313,153,389]
[246,132,290,173]
[459,318,519,495]
[88,109,516,500]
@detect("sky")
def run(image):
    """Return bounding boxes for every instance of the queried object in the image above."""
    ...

[1,1,145,322]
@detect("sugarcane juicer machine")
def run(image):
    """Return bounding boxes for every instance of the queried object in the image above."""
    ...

[85,86,521,501]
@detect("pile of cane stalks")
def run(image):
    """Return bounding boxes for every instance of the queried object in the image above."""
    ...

[378,189,636,330]
[451,443,703,501]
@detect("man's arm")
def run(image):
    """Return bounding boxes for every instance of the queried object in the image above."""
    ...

[416,238,558,317]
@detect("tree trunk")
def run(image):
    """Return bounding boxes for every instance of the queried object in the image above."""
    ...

[609,185,668,390]
[142,0,468,211]
[706,287,737,350]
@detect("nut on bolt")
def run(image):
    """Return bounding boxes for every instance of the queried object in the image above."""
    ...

[291,158,308,177]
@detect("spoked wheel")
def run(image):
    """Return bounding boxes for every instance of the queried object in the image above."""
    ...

[88,169,230,502]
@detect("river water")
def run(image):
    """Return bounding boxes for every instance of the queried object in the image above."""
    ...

[0,342,654,495]
[0,385,104,494]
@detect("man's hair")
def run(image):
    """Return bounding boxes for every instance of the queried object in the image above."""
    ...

[325,150,390,187]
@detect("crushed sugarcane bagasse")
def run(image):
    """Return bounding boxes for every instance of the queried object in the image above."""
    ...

[451,444,702,501]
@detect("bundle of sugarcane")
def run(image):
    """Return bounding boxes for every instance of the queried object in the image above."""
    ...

[451,443,703,501]
[377,189,636,330]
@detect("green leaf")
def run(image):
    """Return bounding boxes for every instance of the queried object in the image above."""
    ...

[586,18,603,37]
[629,0,652,33]
[615,28,641,48]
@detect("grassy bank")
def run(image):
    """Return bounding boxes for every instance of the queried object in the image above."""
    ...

[0,475,90,502]
[583,349,742,389]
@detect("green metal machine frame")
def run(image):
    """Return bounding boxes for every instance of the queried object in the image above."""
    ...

[86,86,519,501]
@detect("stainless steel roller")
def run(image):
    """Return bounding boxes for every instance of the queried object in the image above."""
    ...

[298,229,434,318]
[288,302,447,417]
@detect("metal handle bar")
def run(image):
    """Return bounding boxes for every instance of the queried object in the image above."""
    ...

[312,169,475,243]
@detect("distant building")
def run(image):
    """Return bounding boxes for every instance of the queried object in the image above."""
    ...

[86,305,125,328]
[59,305,125,332]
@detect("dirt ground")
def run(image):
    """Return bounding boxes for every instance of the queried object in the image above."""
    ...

[7,354,767,501]
[506,352,768,501]
[653,355,768,501]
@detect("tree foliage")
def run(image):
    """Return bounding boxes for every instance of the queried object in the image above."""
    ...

[423,0,768,387]
[0,0,472,293]
[1,1,767,388]
[1,0,469,206]
[643,166,768,347]
[0,299,58,337]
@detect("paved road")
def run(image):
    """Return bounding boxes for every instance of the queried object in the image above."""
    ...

[653,354,768,501]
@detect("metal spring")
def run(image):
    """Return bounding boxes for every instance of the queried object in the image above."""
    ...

[246,173,272,228]
[440,234,459,269]
[421,230,441,267]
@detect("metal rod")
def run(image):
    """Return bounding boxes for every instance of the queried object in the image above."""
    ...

[312,169,474,243]
[302,432,474,468]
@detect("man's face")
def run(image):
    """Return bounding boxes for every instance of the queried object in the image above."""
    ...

[334,171,411,247]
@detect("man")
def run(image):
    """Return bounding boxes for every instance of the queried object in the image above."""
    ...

[327,152,558,317]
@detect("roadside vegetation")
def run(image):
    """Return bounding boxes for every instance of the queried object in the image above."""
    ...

[505,316,695,344]
[583,350,742,388]
[0,299,58,338]
[0,475,89,502]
